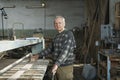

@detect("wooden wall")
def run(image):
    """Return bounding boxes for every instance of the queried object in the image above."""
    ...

[82,0,109,63]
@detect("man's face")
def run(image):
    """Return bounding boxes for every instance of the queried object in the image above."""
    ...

[54,18,65,32]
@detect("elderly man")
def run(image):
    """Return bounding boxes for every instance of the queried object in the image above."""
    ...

[32,16,76,80]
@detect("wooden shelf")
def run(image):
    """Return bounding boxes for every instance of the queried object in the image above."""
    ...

[98,75,105,80]
[98,50,120,80]
[99,62,107,70]
[115,2,120,30]
[115,16,120,18]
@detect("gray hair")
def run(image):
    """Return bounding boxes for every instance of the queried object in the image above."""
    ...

[55,16,65,22]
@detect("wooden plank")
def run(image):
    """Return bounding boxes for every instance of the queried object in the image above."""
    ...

[0,59,49,80]
[8,64,33,80]
[117,77,120,80]
[0,54,30,75]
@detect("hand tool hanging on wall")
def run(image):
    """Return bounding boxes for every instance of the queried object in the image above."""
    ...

[0,5,15,40]
[0,8,8,39]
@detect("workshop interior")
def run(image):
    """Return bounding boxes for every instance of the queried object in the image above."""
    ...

[0,0,119,80]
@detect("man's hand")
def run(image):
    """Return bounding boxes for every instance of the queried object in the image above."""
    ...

[30,54,39,62]
[52,64,58,75]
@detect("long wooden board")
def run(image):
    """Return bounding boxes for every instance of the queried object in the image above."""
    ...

[0,59,49,80]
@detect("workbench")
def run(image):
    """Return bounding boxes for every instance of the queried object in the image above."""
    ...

[0,37,48,80]
[98,49,120,80]
[0,55,49,80]
[0,37,44,53]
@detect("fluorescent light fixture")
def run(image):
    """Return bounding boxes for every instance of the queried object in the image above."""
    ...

[25,3,46,9]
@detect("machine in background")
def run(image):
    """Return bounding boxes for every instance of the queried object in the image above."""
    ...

[98,24,120,80]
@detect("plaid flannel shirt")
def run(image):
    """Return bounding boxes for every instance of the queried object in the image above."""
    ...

[40,30,76,66]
